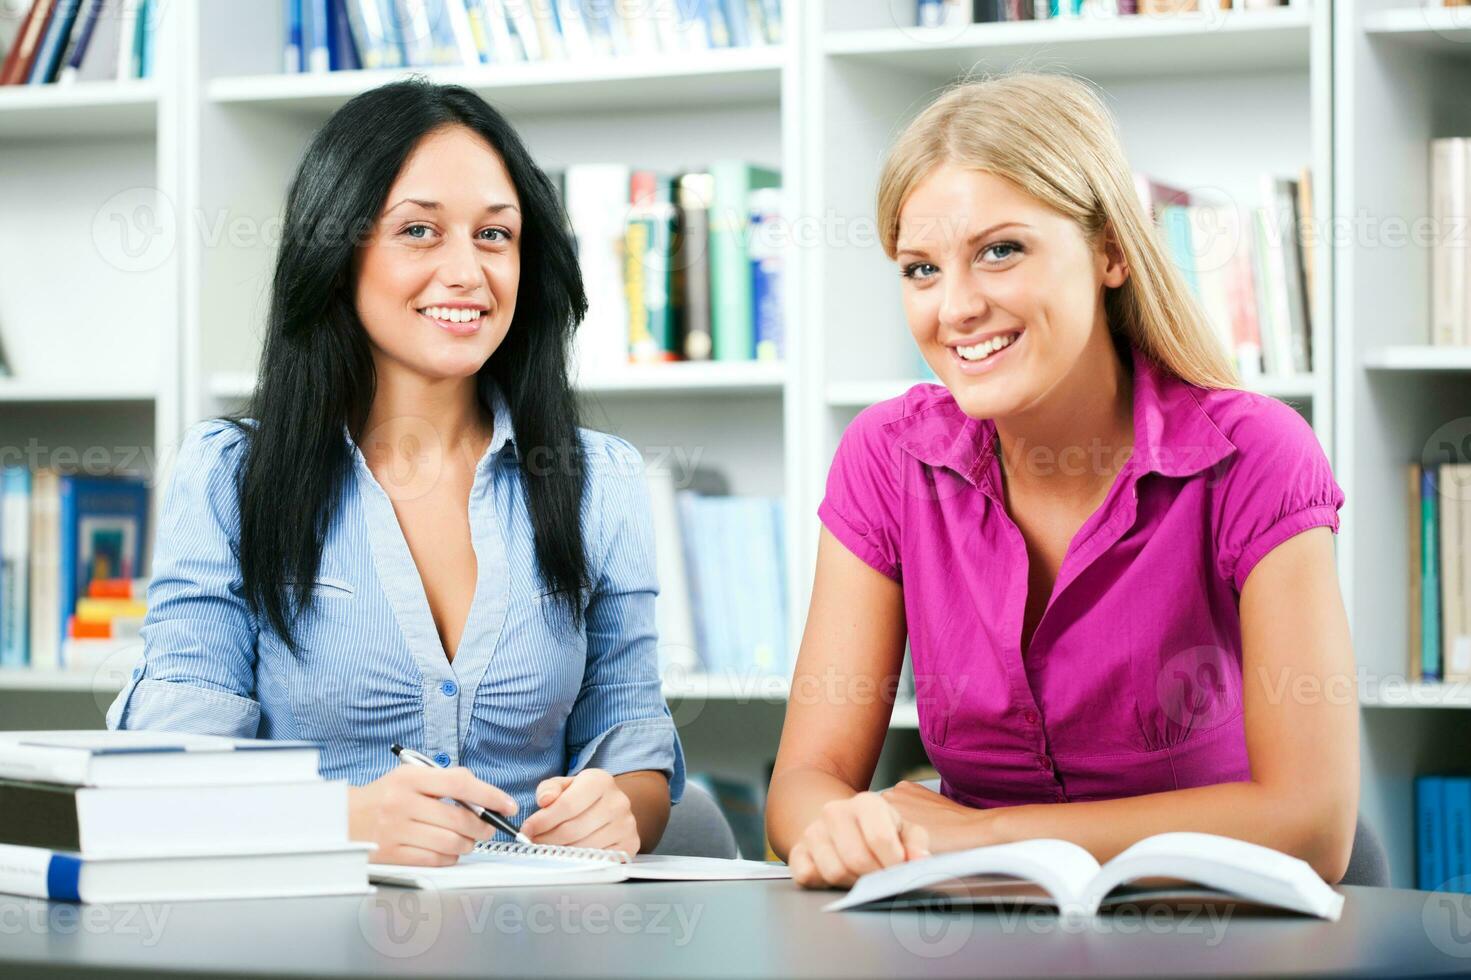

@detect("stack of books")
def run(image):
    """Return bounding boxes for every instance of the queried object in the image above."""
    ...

[0,731,368,903]
[0,468,150,672]
[1137,171,1315,383]
[0,0,157,86]
[916,0,1300,25]
[1408,464,1471,685]
[1417,774,1471,893]
[285,0,783,73]
[561,162,784,374]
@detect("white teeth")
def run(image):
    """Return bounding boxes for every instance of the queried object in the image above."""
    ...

[956,332,1020,361]
[421,306,483,324]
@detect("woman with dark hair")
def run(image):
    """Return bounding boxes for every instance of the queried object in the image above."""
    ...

[108,79,684,865]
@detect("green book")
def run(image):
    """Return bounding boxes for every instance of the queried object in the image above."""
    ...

[709,161,779,361]
[1424,467,1442,681]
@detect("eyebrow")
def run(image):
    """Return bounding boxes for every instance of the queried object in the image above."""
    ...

[895,221,1032,259]
[384,198,521,216]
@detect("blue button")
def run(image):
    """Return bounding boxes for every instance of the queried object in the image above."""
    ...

[132,666,142,678]
[440,680,458,697]
[433,752,451,767]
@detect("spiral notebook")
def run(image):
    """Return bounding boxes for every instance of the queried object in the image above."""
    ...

[368,841,791,889]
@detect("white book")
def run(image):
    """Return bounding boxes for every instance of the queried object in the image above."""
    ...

[371,842,790,889]
[441,0,484,64]
[0,842,370,903]
[1431,139,1469,347]
[1444,464,1468,680]
[644,469,700,675]
[564,163,632,381]
[26,470,59,672]
[1186,206,1239,368]
[826,832,1344,921]
[0,779,348,858]
[0,730,322,787]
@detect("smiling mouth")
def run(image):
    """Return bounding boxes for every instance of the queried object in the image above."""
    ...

[953,330,1022,362]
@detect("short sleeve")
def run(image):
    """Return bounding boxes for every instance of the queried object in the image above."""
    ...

[818,403,904,581]
[563,432,686,804]
[1212,399,1345,593]
[107,419,263,736]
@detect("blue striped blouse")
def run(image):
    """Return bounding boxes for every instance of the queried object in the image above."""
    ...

[107,382,685,823]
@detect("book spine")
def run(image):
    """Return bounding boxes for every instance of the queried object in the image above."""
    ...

[1420,776,1446,890]
[57,0,105,83]
[1424,467,1443,682]
[113,0,137,79]
[1443,464,1468,680]
[1250,207,1284,377]
[1449,778,1470,887]
[675,174,714,361]
[285,0,304,71]
[1,468,32,668]
[675,492,711,672]
[442,0,482,63]
[720,0,749,46]
[29,0,82,84]
[0,844,79,901]
[625,209,653,364]
[1409,464,1423,683]
[710,163,779,361]
[749,188,784,362]
[1432,139,1469,347]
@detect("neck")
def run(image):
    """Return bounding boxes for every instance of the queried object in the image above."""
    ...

[994,330,1134,505]
[358,356,493,476]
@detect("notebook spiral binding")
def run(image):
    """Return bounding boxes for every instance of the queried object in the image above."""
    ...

[472,840,633,864]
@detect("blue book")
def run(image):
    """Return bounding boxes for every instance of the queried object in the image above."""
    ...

[27,0,83,84]
[56,475,149,659]
[676,492,715,674]
[1159,205,1200,300]
[1420,775,1447,890]
[306,0,332,71]
[1424,468,1443,681]
[0,468,33,669]
[58,0,105,80]
[328,0,362,69]
[719,0,749,47]
[1448,777,1470,887]
[285,0,305,71]
[137,0,153,77]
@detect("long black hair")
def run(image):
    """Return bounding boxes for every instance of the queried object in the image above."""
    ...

[233,78,589,649]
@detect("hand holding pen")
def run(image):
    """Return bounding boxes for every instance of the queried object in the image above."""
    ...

[345,744,529,866]
[390,743,533,844]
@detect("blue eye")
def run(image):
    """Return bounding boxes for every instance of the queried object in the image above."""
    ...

[982,242,1022,262]
[479,228,511,243]
[901,262,938,281]
[402,224,432,239]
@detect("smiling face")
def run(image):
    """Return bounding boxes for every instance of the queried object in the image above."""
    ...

[353,124,522,384]
[896,164,1128,421]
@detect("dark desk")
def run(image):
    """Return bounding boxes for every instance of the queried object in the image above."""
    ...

[1,881,1468,978]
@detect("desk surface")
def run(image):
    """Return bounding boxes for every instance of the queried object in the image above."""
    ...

[2,881,1470,978]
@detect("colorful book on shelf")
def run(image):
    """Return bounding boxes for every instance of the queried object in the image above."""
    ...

[625,170,678,364]
[749,186,785,362]
[25,0,81,84]
[0,0,53,85]
[710,161,781,362]
[673,172,715,361]
[1416,773,1471,893]
[55,474,149,661]
[1422,466,1443,682]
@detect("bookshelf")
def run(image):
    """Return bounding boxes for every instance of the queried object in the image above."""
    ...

[3,0,1463,885]
[1337,0,1471,888]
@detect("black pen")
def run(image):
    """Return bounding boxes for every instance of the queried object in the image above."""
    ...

[390,743,533,845]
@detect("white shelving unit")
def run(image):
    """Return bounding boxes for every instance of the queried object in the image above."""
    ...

[4,0,1465,884]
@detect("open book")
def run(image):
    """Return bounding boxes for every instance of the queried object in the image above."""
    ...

[826,832,1344,921]
[369,841,791,890]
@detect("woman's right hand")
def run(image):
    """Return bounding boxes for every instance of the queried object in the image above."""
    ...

[348,766,519,866]
[788,791,931,889]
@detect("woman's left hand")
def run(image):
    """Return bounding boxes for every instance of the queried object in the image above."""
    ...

[521,768,640,855]
[880,780,1001,854]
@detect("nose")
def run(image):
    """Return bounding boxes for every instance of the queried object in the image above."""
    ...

[938,269,988,333]
[434,231,485,291]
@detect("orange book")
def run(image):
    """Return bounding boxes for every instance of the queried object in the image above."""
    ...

[88,577,149,600]
[0,0,55,86]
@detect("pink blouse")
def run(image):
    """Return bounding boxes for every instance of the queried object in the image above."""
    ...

[818,343,1344,808]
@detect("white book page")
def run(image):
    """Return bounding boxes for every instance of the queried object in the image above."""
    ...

[826,839,1102,914]
[369,849,628,890]
[1079,832,1344,921]
[626,855,791,881]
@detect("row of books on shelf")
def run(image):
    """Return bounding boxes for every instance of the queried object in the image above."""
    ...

[285,0,782,74]
[0,731,367,903]
[1409,463,1471,684]
[647,471,788,681]
[915,0,1302,26]
[0,467,150,671]
[1432,138,1471,347]
[1417,774,1471,893]
[1139,170,1315,381]
[0,0,156,86]
[559,162,784,370]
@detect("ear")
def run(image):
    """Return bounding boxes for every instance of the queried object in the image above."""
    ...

[1097,222,1129,289]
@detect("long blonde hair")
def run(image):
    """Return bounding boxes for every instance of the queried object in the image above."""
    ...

[876,72,1240,390]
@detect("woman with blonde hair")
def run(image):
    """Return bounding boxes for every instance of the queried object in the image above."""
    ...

[766,72,1356,888]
